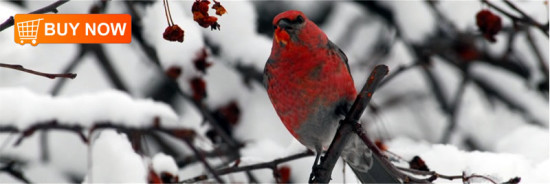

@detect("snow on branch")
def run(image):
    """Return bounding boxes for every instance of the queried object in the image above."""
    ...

[0,88,178,129]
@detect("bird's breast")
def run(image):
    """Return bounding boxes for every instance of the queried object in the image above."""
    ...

[265,48,356,146]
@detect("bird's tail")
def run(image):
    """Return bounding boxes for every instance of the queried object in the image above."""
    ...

[342,135,401,183]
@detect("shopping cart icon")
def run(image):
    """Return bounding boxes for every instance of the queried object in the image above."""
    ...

[16,18,43,46]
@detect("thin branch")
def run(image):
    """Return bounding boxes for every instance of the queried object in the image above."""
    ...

[162,0,173,26]
[379,63,420,88]
[52,44,129,93]
[471,75,545,126]
[50,44,87,95]
[0,120,197,148]
[0,63,77,79]
[124,1,161,66]
[482,0,548,37]
[87,44,129,92]
[180,151,314,183]
[503,0,549,35]
[182,139,225,183]
[524,28,549,84]
[176,143,244,167]
[352,124,428,183]
[421,64,451,114]
[396,166,504,184]
[0,0,70,32]
[0,162,31,183]
[441,76,470,143]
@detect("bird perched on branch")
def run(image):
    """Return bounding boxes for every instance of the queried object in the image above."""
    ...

[264,10,399,183]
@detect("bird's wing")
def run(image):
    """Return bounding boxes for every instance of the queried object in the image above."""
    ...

[263,58,275,89]
[327,40,351,75]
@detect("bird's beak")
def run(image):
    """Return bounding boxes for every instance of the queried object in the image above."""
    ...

[273,24,290,47]
[274,29,287,47]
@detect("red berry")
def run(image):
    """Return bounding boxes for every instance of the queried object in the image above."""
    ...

[476,10,502,42]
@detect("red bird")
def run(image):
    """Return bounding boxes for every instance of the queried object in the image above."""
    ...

[264,10,398,183]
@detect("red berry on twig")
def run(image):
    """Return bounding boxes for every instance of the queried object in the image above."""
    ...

[476,9,502,43]
[163,25,184,42]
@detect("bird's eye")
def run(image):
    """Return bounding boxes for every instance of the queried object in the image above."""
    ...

[296,15,304,24]
[273,25,277,29]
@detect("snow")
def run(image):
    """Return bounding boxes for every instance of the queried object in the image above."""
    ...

[25,163,71,183]
[240,139,287,164]
[495,125,550,163]
[151,152,178,175]
[140,0,206,88]
[470,62,549,126]
[0,87,178,128]
[0,0,547,183]
[384,1,435,43]
[387,137,550,183]
[83,130,147,183]
[321,2,367,46]
[200,0,272,70]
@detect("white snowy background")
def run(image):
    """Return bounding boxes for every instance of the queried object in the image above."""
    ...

[0,0,548,183]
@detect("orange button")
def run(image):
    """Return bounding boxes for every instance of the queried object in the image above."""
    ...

[14,14,131,46]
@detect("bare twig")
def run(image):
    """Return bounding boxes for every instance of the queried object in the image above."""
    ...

[49,44,128,95]
[0,120,196,148]
[352,124,427,183]
[124,1,162,66]
[421,64,451,115]
[379,63,420,88]
[0,63,77,79]
[482,0,548,37]
[87,44,129,92]
[180,151,314,183]
[50,44,86,95]
[503,0,549,35]
[396,166,506,184]
[0,162,31,183]
[441,76,470,143]
[176,143,244,167]
[524,28,549,85]
[182,139,225,183]
[0,0,70,32]
[163,0,175,26]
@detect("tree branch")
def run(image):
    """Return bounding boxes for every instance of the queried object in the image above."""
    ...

[395,166,516,184]
[0,63,77,79]
[0,0,70,32]
[50,44,87,95]
[379,63,420,88]
[181,138,225,183]
[441,76,469,143]
[482,0,548,37]
[0,120,196,148]
[180,150,314,183]
[0,162,31,183]
[311,65,394,183]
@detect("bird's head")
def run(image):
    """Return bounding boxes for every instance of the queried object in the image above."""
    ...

[272,10,308,47]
